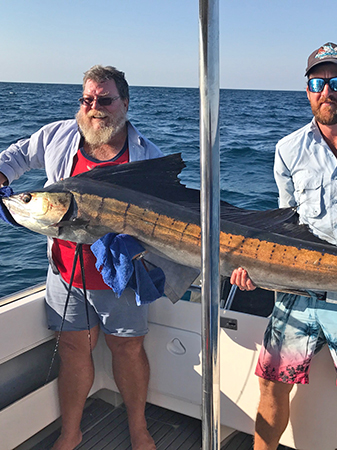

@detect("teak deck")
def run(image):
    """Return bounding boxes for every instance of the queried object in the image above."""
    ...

[16,398,294,450]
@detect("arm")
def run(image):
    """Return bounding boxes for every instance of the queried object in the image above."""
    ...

[0,132,46,185]
[0,120,80,186]
[274,143,296,208]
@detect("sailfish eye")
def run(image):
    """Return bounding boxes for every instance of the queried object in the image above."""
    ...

[21,193,32,203]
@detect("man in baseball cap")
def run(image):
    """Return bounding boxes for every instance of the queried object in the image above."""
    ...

[231,43,337,449]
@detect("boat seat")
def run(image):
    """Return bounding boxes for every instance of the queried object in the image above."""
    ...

[0,340,59,411]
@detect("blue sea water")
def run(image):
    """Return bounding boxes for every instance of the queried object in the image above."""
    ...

[0,83,313,298]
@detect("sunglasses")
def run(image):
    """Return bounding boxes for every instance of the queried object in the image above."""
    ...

[307,77,337,93]
[79,95,120,107]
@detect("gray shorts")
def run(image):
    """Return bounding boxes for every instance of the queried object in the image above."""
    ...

[45,267,149,337]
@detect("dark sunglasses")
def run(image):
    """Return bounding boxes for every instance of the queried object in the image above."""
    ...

[307,77,337,93]
[79,95,120,107]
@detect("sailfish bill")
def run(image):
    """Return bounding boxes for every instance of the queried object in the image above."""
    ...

[3,153,337,294]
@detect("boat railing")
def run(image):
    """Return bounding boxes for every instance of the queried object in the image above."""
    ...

[0,282,46,308]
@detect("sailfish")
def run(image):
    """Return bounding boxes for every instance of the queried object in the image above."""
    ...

[3,153,337,296]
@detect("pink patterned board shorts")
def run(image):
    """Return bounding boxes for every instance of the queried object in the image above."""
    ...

[255,292,337,384]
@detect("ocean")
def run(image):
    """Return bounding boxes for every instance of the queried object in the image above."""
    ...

[0,83,313,298]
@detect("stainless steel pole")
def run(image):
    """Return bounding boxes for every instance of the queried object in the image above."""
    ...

[199,0,220,449]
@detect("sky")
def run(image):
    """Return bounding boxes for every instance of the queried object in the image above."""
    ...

[0,0,335,91]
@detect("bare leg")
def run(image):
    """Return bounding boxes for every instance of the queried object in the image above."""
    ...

[254,378,294,450]
[52,326,100,450]
[105,335,156,450]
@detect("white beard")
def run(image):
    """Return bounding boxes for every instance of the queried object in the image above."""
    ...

[76,109,127,147]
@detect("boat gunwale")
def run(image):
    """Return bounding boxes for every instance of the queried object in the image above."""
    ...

[0,283,46,307]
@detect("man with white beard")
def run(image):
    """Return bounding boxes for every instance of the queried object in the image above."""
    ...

[0,65,162,450]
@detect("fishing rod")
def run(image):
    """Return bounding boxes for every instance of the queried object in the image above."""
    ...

[45,244,92,384]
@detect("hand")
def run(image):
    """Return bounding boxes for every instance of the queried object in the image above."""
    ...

[230,267,256,291]
[0,173,8,187]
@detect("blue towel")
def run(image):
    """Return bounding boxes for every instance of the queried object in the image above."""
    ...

[0,187,22,226]
[91,233,165,306]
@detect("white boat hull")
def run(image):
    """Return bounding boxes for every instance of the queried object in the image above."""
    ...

[0,287,336,449]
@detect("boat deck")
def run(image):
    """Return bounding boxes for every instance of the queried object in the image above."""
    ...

[15,398,294,450]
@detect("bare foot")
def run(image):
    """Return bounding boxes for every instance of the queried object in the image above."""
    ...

[51,431,82,450]
[131,428,156,450]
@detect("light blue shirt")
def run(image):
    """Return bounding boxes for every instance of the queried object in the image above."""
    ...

[0,119,164,271]
[274,118,337,245]
[0,119,163,186]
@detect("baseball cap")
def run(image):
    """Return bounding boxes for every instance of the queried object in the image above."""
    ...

[305,42,337,76]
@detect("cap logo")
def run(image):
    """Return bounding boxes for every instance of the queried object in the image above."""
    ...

[315,43,337,60]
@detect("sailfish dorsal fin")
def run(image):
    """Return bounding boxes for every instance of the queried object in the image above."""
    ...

[73,153,187,199]
[64,152,335,248]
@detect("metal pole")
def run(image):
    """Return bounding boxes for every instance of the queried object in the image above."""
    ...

[199,0,220,449]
